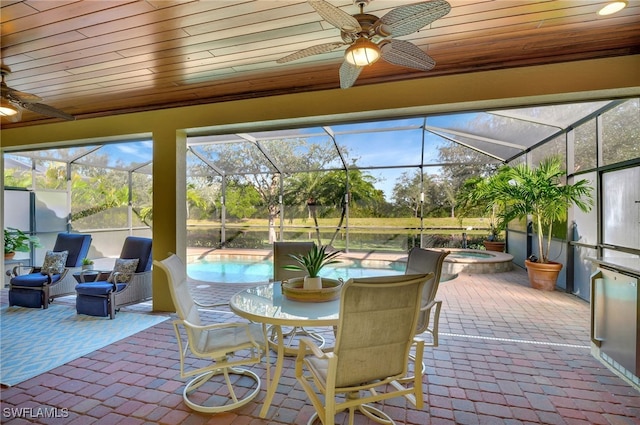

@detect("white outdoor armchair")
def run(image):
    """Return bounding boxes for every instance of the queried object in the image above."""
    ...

[154,253,265,413]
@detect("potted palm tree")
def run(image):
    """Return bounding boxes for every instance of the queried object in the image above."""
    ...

[485,156,594,290]
[4,227,41,259]
[283,245,341,290]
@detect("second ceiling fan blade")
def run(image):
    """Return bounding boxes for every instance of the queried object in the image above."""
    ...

[22,102,75,121]
[378,0,451,38]
[339,61,363,89]
[277,42,346,63]
[308,0,361,33]
[381,39,436,71]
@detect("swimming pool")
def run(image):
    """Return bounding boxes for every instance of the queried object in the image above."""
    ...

[187,258,405,283]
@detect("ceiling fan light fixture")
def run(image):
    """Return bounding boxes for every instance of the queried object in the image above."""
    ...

[345,38,381,66]
[597,1,627,15]
[0,98,19,116]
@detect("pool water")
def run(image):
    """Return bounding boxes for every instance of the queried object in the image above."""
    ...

[187,258,404,283]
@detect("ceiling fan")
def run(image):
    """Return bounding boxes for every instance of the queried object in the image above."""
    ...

[1,65,75,122]
[277,0,451,89]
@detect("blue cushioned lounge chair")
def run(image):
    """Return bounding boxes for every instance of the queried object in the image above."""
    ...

[8,233,92,309]
[75,236,152,319]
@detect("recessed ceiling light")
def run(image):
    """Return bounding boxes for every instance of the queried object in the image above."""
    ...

[598,1,627,16]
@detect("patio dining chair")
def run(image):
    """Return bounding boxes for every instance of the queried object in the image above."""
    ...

[271,241,327,354]
[405,247,450,346]
[8,232,92,309]
[295,273,433,425]
[399,247,450,382]
[154,253,265,413]
[75,236,152,319]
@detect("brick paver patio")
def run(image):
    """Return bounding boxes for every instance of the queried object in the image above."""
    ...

[2,267,639,424]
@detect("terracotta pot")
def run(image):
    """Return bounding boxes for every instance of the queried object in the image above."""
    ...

[525,259,562,291]
[4,252,16,260]
[483,241,505,252]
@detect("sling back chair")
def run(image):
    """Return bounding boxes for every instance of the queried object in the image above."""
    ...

[400,247,450,381]
[154,253,265,413]
[271,241,327,354]
[405,247,450,346]
[75,236,152,319]
[295,273,433,425]
[8,232,92,309]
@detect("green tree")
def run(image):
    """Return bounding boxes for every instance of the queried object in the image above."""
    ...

[437,142,498,217]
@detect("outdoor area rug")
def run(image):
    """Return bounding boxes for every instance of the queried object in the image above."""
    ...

[0,303,168,386]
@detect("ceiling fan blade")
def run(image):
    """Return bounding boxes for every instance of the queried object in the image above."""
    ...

[1,84,42,103]
[21,102,75,121]
[339,60,362,89]
[308,0,361,33]
[379,0,451,38]
[277,41,346,63]
[381,39,436,71]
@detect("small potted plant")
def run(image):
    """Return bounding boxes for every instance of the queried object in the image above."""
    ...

[81,258,94,271]
[457,170,508,252]
[283,245,341,290]
[4,227,41,259]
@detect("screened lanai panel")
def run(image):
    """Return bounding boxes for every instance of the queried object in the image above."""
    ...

[73,141,152,170]
[187,149,218,177]
[190,141,277,174]
[531,135,566,168]
[3,154,32,188]
[34,159,66,190]
[259,128,343,172]
[331,118,423,167]
[12,146,99,163]
[602,99,640,165]
[491,101,612,129]
[332,122,424,168]
[70,166,130,230]
[136,163,153,175]
[132,172,152,227]
[574,118,597,172]
[426,113,556,156]
[432,131,519,163]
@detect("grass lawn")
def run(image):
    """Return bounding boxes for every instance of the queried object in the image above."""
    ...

[189,217,493,235]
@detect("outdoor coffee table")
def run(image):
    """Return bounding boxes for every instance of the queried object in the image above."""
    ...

[72,270,111,283]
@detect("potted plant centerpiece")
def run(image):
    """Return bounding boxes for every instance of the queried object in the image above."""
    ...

[283,244,341,290]
[81,258,94,271]
[4,227,41,259]
[481,156,594,290]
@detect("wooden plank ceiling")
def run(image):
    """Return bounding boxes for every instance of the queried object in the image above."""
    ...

[1,0,639,128]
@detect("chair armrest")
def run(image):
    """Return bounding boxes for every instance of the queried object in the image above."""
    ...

[421,298,439,313]
[194,299,227,308]
[7,265,37,278]
[418,300,442,347]
[180,319,254,333]
[41,271,54,285]
[295,336,334,377]
[297,336,330,359]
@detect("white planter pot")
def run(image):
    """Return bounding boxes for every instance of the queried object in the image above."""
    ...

[303,276,322,290]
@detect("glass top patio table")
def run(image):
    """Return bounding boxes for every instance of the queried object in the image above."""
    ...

[229,282,340,326]
[229,282,340,418]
